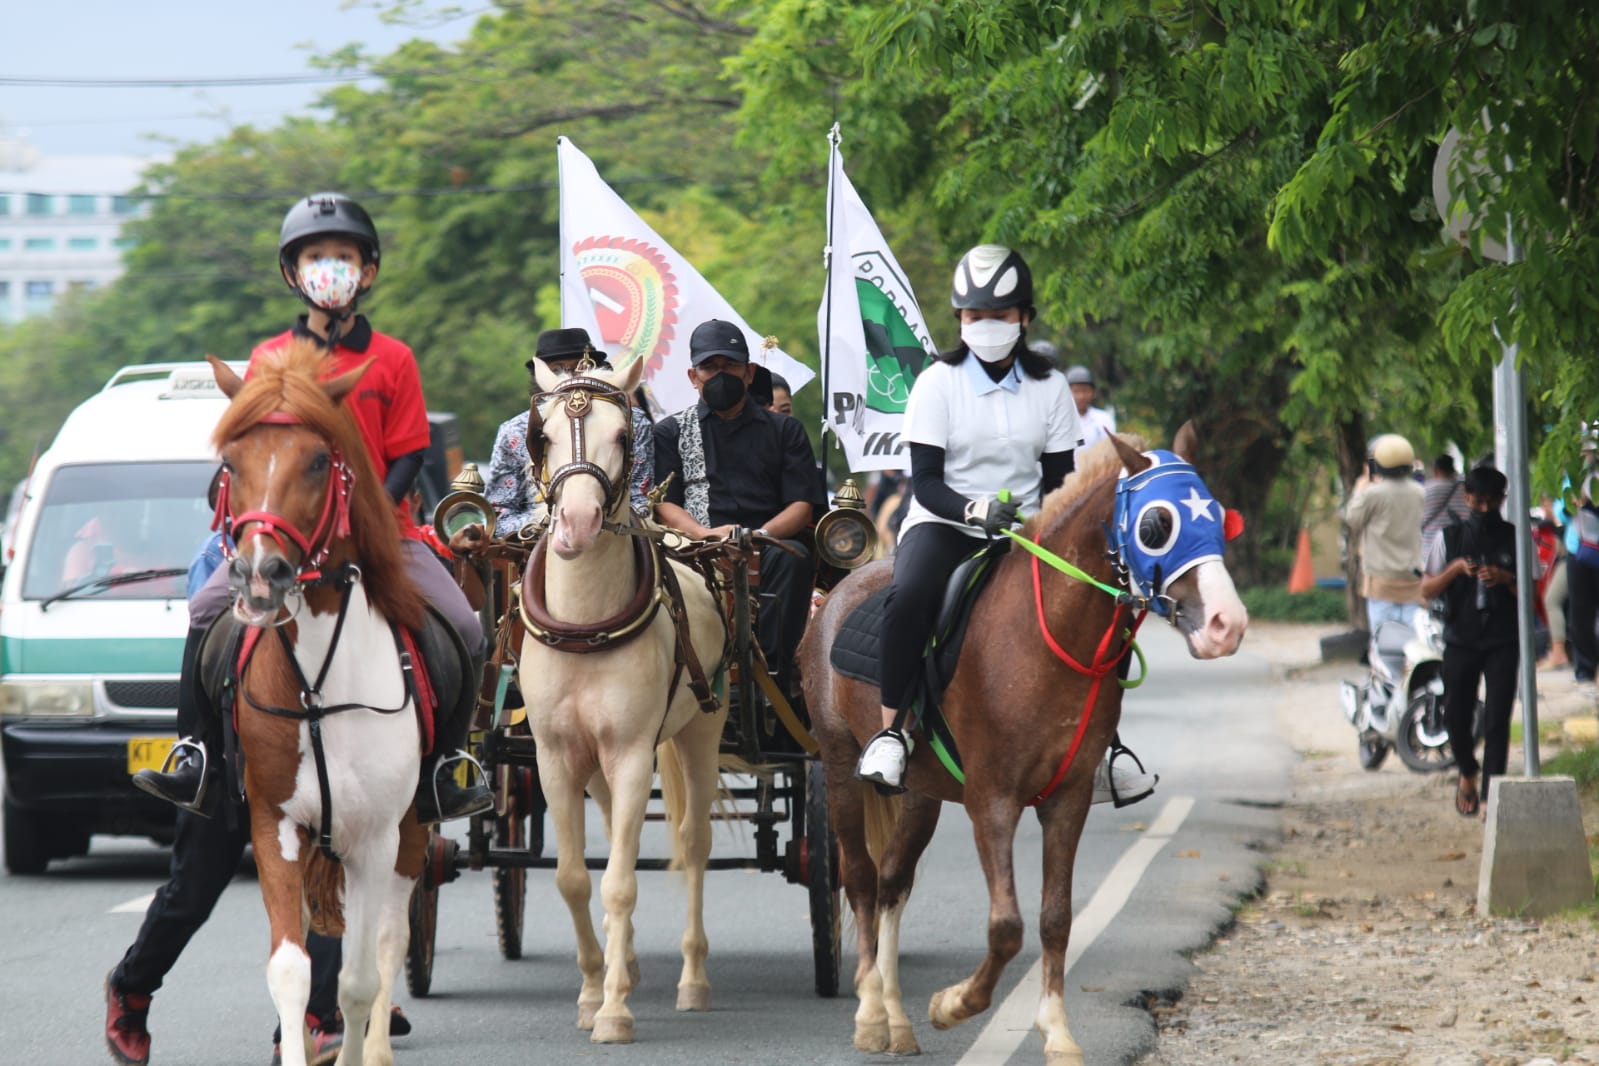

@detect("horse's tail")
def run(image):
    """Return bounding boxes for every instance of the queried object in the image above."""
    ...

[304,848,346,937]
[861,786,902,870]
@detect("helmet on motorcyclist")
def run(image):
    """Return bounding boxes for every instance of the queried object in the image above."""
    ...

[1064,364,1095,387]
[1368,433,1415,477]
[951,244,1033,311]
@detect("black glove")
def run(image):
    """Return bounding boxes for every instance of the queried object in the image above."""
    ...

[963,496,1020,535]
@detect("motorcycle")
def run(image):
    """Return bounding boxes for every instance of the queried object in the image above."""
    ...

[1339,612,1459,773]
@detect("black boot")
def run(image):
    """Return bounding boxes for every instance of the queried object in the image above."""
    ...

[415,752,493,824]
[132,626,214,816]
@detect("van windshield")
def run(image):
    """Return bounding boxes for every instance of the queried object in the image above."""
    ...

[21,462,215,602]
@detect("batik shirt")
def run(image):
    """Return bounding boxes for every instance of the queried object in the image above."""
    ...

[485,404,654,537]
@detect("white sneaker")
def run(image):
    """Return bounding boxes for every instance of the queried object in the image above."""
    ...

[1092,755,1158,807]
[856,731,909,792]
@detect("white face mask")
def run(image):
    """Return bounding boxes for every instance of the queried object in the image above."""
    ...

[297,257,363,312]
[960,318,1021,363]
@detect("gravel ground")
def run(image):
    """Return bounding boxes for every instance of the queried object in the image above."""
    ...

[1137,621,1599,1066]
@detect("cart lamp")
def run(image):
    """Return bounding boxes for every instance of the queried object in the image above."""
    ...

[814,478,877,570]
[433,462,494,539]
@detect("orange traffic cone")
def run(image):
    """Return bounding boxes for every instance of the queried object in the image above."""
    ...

[1287,526,1315,593]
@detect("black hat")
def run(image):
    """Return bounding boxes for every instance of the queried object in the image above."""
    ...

[688,319,750,366]
[525,327,606,371]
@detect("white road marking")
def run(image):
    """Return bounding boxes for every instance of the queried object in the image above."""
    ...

[110,893,155,914]
[955,796,1196,1065]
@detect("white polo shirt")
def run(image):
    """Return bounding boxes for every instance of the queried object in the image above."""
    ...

[1079,405,1117,446]
[899,355,1083,540]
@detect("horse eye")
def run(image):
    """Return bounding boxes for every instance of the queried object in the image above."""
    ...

[1137,503,1179,554]
[308,452,331,474]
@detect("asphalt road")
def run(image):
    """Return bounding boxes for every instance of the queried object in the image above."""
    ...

[1,623,1291,1065]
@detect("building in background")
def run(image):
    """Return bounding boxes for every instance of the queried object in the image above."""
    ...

[0,129,151,324]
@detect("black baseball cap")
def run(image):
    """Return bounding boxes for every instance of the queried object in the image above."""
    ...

[688,319,750,366]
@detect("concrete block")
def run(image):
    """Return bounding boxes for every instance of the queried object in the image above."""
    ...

[1478,776,1595,917]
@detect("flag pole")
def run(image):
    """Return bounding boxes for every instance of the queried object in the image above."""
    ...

[821,123,842,497]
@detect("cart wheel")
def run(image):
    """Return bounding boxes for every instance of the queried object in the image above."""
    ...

[805,760,842,998]
[406,832,452,997]
[493,768,534,960]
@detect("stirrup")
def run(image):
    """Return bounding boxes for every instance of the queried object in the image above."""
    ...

[1103,741,1158,809]
[132,737,211,815]
[422,749,493,822]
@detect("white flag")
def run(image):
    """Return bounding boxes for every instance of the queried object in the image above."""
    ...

[818,129,938,472]
[557,137,814,415]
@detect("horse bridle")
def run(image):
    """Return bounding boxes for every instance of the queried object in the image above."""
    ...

[528,374,634,519]
[212,412,356,587]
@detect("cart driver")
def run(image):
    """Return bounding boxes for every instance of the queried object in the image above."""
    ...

[652,319,821,694]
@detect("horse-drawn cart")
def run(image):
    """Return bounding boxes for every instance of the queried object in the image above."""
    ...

[402,469,879,1001]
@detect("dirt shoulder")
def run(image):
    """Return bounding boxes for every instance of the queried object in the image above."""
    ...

[1138,621,1599,1066]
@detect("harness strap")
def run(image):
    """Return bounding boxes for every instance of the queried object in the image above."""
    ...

[657,552,720,714]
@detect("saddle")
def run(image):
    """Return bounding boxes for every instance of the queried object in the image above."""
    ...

[829,539,1010,770]
[197,605,472,771]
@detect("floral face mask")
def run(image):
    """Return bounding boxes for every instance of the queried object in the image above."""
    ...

[297,257,362,311]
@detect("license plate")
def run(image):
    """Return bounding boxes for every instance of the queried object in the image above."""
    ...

[127,737,176,774]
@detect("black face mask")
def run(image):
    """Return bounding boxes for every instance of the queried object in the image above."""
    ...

[702,371,746,412]
[1468,509,1504,532]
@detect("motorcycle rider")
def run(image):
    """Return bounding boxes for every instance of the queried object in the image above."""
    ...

[1346,433,1425,633]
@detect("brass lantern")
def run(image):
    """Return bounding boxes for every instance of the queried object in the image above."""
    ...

[432,462,494,539]
[814,477,878,569]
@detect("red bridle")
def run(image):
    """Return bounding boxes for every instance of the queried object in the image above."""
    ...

[212,412,355,584]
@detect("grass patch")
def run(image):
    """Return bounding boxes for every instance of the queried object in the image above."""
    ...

[1239,585,1347,623]
[1541,743,1599,789]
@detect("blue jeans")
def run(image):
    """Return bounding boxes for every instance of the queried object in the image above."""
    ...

[1366,598,1419,634]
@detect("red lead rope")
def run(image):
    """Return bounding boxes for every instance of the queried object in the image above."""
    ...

[1026,544,1147,807]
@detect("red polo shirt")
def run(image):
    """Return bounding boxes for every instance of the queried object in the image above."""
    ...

[249,316,432,532]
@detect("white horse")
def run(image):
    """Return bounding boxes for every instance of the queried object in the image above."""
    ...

[520,359,729,1043]
[210,344,428,1066]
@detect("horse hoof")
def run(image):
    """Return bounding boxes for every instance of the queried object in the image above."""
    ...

[853,1021,889,1053]
[591,1015,635,1044]
[577,1001,600,1031]
[676,982,711,1012]
[928,987,970,1031]
[888,1024,921,1055]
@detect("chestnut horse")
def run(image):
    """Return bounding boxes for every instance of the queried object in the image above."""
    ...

[209,343,428,1066]
[519,359,729,1044]
[800,426,1249,1065]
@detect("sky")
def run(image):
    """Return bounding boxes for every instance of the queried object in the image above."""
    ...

[0,1,476,159]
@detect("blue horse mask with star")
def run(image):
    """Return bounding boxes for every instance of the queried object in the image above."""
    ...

[1112,451,1233,617]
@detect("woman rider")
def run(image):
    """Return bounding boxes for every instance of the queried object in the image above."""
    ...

[854,244,1158,806]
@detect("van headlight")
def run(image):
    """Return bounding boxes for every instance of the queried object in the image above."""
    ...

[0,680,96,718]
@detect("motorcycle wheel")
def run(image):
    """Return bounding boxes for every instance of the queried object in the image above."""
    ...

[1394,690,1457,773]
[1357,730,1389,771]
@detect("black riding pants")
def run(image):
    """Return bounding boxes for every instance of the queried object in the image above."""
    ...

[1567,556,1599,681]
[756,538,813,690]
[881,522,983,711]
[1442,640,1517,800]
[111,806,340,1025]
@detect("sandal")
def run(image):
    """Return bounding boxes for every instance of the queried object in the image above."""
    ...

[1455,776,1480,818]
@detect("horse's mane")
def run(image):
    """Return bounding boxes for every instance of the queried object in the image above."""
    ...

[1021,433,1148,542]
[213,339,424,630]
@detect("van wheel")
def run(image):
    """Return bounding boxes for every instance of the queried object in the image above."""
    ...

[4,799,51,875]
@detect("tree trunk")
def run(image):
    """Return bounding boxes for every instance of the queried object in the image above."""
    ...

[1334,416,1368,630]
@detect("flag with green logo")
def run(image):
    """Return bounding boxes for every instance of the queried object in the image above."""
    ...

[818,128,938,471]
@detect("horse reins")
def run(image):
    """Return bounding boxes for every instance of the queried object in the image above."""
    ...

[527,373,635,520]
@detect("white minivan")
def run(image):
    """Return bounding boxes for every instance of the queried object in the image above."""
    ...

[1,363,235,874]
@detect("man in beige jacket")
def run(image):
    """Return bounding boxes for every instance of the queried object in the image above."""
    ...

[1346,433,1425,632]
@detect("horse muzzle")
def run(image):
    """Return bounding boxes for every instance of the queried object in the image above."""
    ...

[1173,560,1249,659]
[229,551,298,623]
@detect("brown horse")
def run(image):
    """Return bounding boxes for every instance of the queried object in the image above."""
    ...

[209,342,428,1066]
[799,426,1249,1064]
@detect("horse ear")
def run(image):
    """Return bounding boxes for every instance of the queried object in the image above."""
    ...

[1172,420,1199,463]
[208,355,243,399]
[532,359,560,395]
[322,357,376,406]
[620,358,644,395]
[1109,433,1152,476]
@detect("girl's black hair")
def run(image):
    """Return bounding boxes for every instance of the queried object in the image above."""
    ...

[935,335,1056,381]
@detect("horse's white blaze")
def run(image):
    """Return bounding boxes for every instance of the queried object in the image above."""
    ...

[266,938,314,1066]
[1179,559,1248,659]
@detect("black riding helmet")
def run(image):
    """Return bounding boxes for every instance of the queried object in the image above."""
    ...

[278,193,380,286]
[950,244,1034,312]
